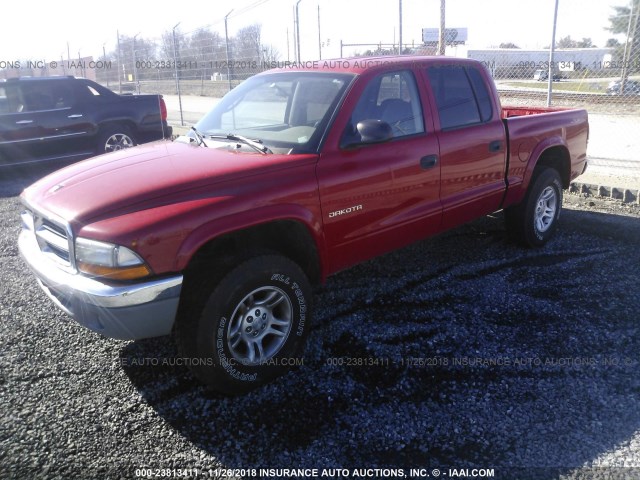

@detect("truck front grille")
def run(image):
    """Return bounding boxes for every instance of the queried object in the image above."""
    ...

[23,209,75,269]
[36,219,71,263]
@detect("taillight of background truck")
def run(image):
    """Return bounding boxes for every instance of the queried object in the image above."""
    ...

[160,96,168,121]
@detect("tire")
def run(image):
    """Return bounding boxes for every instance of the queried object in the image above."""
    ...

[97,125,136,154]
[176,254,312,395]
[505,166,563,247]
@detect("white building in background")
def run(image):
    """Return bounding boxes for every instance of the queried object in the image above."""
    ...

[463,48,613,78]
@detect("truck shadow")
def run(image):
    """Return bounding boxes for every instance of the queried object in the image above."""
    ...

[121,207,640,478]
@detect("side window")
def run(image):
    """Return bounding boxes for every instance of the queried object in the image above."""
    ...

[427,65,492,130]
[0,86,8,114]
[1,85,24,113]
[19,83,74,111]
[466,67,493,122]
[342,70,424,145]
[50,83,75,109]
[19,84,55,111]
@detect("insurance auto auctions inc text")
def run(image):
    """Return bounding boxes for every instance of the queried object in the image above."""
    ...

[206,467,495,478]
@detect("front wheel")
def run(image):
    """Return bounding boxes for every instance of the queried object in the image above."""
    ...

[176,254,312,395]
[505,166,563,247]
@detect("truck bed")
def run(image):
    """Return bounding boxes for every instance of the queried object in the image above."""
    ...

[501,105,572,118]
[501,105,589,207]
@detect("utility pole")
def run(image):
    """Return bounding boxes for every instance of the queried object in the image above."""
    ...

[103,43,109,87]
[296,0,302,62]
[399,0,403,55]
[318,4,322,60]
[117,31,122,93]
[546,0,559,107]
[224,9,234,92]
[172,22,184,126]
[133,33,140,94]
[437,0,446,55]
[292,7,297,62]
[621,1,639,94]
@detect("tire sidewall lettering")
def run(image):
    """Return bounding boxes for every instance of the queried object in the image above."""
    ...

[269,274,307,337]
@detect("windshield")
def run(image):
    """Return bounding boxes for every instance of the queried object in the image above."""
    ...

[191,72,354,153]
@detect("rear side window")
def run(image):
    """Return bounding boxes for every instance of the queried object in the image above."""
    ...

[466,67,493,122]
[427,65,493,130]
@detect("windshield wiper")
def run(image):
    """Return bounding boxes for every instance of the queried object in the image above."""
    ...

[209,133,272,154]
[190,126,208,147]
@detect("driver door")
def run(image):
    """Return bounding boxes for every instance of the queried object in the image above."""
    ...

[317,68,442,274]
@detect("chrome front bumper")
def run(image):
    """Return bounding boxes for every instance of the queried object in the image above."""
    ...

[18,226,183,340]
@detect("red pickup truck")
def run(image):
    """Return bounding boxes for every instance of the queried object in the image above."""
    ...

[18,57,588,394]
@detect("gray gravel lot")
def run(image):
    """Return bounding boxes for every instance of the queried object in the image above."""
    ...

[1,168,640,480]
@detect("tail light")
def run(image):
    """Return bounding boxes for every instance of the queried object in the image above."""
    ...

[160,96,168,121]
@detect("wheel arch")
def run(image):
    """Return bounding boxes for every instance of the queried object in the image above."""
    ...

[178,217,324,288]
[506,139,571,207]
[97,120,138,138]
[534,145,571,189]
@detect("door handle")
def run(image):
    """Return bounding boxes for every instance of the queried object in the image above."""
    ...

[67,114,83,118]
[16,120,33,124]
[420,154,438,169]
[489,140,503,152]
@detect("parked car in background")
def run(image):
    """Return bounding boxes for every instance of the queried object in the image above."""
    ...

[533,69,561,81]
[0,76,171,167]
[606,79,640,95]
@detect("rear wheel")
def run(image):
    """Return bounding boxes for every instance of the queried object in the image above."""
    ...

[176,254,312,395]
[505,166,563,247]
[97,125,136,154]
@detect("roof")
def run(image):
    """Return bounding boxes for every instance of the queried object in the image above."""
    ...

[1,76,76,82]
[263,55,482,76]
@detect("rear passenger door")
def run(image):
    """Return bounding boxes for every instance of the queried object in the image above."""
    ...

[425,64,507,229]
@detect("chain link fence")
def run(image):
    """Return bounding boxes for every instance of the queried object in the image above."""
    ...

[94,14,283,99]
[2,0,639,166]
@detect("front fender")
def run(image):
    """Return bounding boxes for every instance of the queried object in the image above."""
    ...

[174,203,327,275]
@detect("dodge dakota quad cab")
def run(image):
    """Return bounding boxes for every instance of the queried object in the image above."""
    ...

[0,76,171,168]
[18,57,589,394]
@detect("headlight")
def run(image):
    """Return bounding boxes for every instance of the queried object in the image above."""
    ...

[75,237,152,281]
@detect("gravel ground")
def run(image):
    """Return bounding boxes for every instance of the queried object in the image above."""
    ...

[1,168,640,480]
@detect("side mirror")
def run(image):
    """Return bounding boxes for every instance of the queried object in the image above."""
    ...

[356,119,393,144]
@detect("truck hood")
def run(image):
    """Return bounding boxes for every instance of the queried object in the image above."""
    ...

[22,140,318,225]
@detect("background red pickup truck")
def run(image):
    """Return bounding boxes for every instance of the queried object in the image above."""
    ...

[19,56,588,394]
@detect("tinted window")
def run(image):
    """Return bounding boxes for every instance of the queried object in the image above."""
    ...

[343,70,425,145]
[427,65,491,129]
[467,67,493,121]
[0,84,23,113]
[19,82,74,111]
[0,86,8,114]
